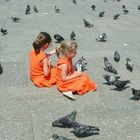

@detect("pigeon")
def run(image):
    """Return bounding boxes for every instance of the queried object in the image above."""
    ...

[83,19,94,28]
[138,5,140,10]
[1,28,8,35]
[104,57,117,74]
[103,74,120,85]
[0,62,3,75]
[74,56,87,71]
[126,58,134,72]
[54,5,60,13]
[52,111,77,128]
[71,122,99,138]
[11,17,20,22]
[122,5,125,9]
[34,6,39,13]
[111,80,130,90]
[70,31,76,40]
[96,33,107,42]
[53,34,64,43]
[91,4,96,10]
[73,0,77,4]
[25,4,31,15]
[99,11,105,17]
[123,9,129,14]
[50,134,72,140]
[129,88,140,101]
[113,14,120,20]
[114,51,120,62]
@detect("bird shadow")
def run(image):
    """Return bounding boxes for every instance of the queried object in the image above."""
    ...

[102,82,111,85]
[129,96,140,101]
[110,86,130,91]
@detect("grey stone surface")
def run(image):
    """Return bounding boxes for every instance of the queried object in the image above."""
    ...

[0,0,140,139]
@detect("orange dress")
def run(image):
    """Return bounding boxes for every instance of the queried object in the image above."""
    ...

[29,49,56,87]
[56,57,96,95]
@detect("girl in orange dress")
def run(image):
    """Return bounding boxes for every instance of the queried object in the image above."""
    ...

[29,32,56,87]
[55,40,96,100]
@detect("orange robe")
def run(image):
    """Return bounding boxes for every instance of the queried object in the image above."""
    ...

[29,49,56,87]
[56,57,96,95]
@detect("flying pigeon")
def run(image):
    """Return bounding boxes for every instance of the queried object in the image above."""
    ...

[70,31,76,40]
[71,122,99,138]
[114,51,120,62]
[126,58,134,72]
[83,19,94,28]
[50,134,72,140]
[52,111,77,128]
[11,17,20,22]
[113,14,120,20]
[25,4,31,15]
[34,6,39,13]
[53,34,64,43]
[1,28,8,35]
[103,74,120,85]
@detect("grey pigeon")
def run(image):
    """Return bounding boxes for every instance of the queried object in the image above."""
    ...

[70,31,76,40]
[91,4,96,10]
[34,6,39,13]
[52,111,77,128]
[0,62,3,75]
[53,34,64,43]
[99,11,105,17]
[73,0,77,4]
[138,5,140,10]
[54,5,60,13]
[71,122,99,138]
[114,51,120,62]
[1,28,8,35]
[11,17,20,22]
[113,14,120,20]
[74,56,87,71]
[96,33,107,42]
[123,9,129,14]
[103,74,120,85]
[83,19,94,28]
[25,4,31,15]
[111,80,130,90]
[104,57,117,74]
[130,88,140,101]
[50,134,72,140]
[126,58,134,72]
[122,5,125,9]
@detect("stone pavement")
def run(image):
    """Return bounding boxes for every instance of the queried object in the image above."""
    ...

[0,0,140,139]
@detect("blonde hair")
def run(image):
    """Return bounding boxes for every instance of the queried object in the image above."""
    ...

[55,40,78,57]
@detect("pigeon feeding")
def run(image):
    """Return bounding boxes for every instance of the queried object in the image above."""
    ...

[99,11,105,17]
[52,111,77,128]
[50,134,72,140]
[96,33,107,42]
[123,9,129,14]
[1,28,8,35]
[104,57,118,74]
[126,58,134,72]
[73,0,77,4]
[54,5,60,13]
[114,51,120,62]
[91,4,96,10]
[70,31,76,40]
[103,74,120,85]
[34,6,39,13]
[111,80,130,90]
[130,88,140,101]
[83,19,94,28]
[53,34,64,43]
[11,17,20,22]
[25,4,31,15]
[0,62,3,75]
[71,122,99,138]
[113,14,120,20]
[74,56,87,71]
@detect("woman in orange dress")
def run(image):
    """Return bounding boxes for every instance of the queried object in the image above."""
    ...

[55,40,96,100]
[29,32,56,87]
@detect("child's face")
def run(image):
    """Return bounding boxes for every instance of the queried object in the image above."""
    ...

[67,50,77,59]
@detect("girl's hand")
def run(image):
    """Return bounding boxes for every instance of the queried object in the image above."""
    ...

[74,71,82,77]
[48,58,52,66]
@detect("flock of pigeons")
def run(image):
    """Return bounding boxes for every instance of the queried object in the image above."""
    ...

[50,111,99,140]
